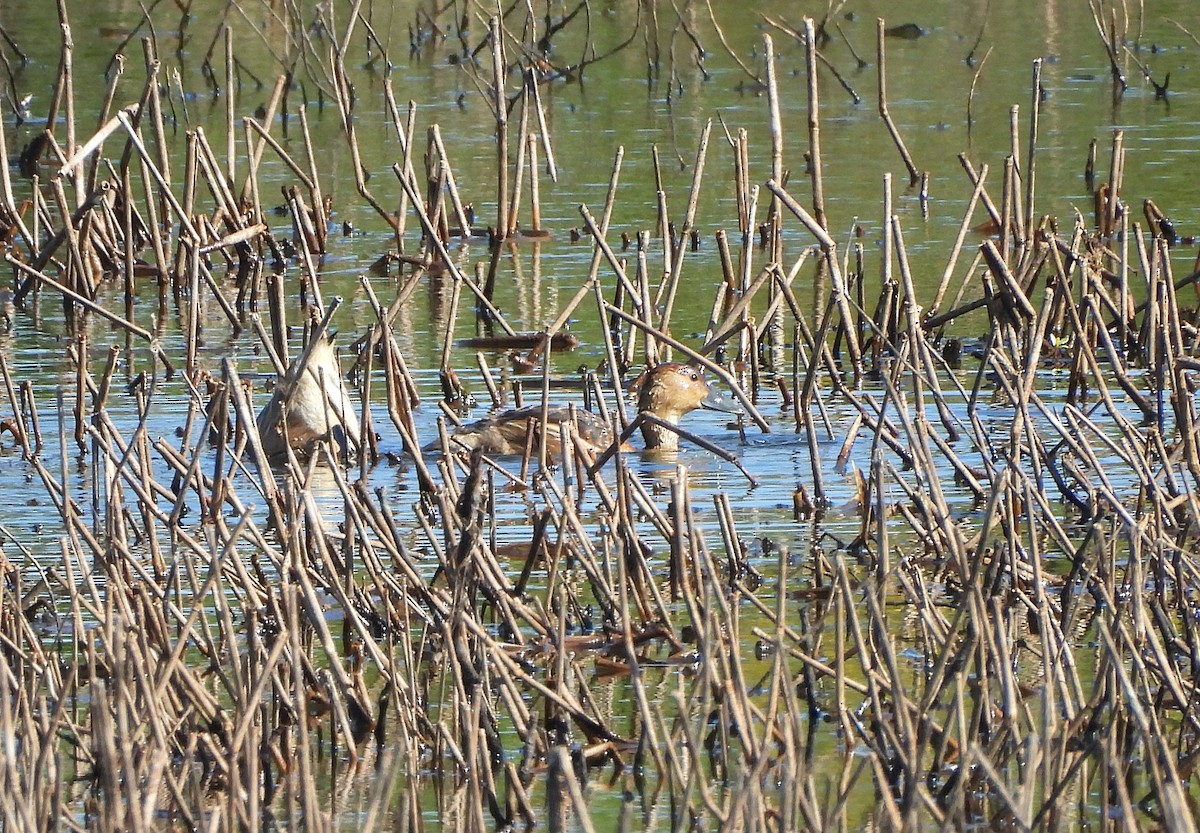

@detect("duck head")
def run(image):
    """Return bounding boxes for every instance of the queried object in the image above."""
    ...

[634,362,737,450]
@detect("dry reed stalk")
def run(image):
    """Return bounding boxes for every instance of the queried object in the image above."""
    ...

[568,147,625,321]
[875,19,920,186]
[392,163,515,335]
[768,179,864,377]
[238,73,288,201]
[578,205,642,322]
[929,163,989,316]
[891,214,959,440]
[0,120,33,251]
[506,79,530,239]
[489,16,509,238]
[1007,107,1027,259]
[9,8,1200,833]
[382,86,419,251]
[657,120,711,329]
[526,132,541,233]
[5,255,152,341]
[802,21,827,231]
[1024,59,1042,241]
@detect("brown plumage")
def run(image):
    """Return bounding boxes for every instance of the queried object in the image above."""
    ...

[256,337,360,460]
[447,361,734,458]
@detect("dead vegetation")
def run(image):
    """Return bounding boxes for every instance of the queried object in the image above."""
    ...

[0,2,1199,832]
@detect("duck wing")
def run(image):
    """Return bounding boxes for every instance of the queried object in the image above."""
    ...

[451,405,616,455]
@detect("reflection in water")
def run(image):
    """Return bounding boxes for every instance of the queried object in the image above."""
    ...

[0,0,1198,830]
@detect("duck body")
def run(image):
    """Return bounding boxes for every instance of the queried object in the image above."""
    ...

[257,337,360,460]
[446,361,735,458]
[446,404,625,458]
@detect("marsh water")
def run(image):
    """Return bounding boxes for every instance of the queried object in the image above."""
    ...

[1,0,1195,541]
[2,0,1199,829]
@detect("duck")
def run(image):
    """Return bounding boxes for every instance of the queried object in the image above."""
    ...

[445,361,736,458]
[256,335,360,460]
[631,361,737,451]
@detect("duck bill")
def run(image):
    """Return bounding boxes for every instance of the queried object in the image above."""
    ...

[701,388,742,414]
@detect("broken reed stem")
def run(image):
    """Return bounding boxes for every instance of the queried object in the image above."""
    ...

[5,12,1200,833]
[876,19,920,186]
[767,178,864,377]
[658,120,711,331]
[508,80,530,238]
[392,163,515,335]
[930,164,989,316]
[1024,58,1042,242]
[803,19,827,231]
[490,16,509,238]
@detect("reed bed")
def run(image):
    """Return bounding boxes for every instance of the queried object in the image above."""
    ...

[0,2,1198,832]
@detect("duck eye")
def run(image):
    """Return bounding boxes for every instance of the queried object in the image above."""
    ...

[689,372,699,381]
